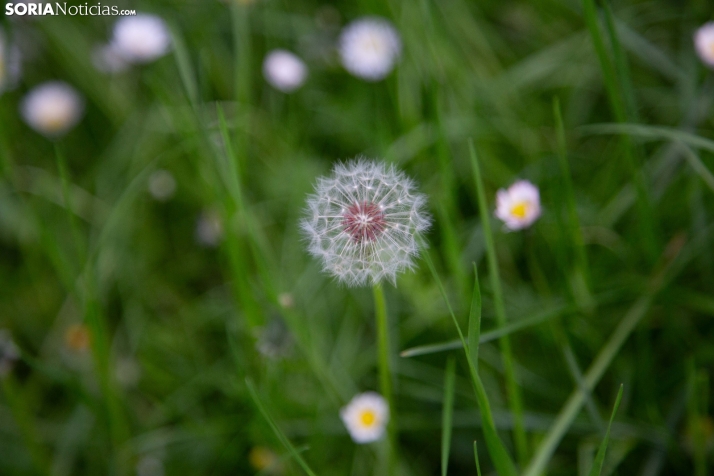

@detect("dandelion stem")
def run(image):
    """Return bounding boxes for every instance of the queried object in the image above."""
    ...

[468,140,529,466]
[373,283,396,473]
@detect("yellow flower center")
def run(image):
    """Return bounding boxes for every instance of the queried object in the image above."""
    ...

[360,409,376,426]
[510,202,529,219]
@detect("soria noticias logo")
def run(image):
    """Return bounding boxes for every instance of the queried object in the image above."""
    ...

[5,2,137,16]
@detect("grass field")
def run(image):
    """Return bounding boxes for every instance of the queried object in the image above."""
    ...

[1,0,714,475]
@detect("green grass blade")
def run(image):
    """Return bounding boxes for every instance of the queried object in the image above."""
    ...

[401,303,574,358]
[588,384,624,476]
[467,263,482,373]
[468,140,528,464]
[170,26,199,108]
[373,283,396,474]
[581,0,658,262]
[602,2,637,121]
[441,356,456,476]
[680,145,714,196]
[474,441,482,476]
[582,123,714,153]
[401,340,462,358]
[522,296,653,476]
[421,249,518,476]
[245,378,319,476]
[581,0,624,121]
[2,377,51,475]
[553,98,593,311]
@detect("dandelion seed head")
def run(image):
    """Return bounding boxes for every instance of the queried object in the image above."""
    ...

[301,159,430,287]
[495,179,541,231]
[695,22,714,68]
[263,49,308,93]
[111,14,171,64]
[339,17,401,81]
[340,392,389,444]
[21,81,84,137]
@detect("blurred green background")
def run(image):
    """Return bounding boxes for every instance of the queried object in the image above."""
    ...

[1,0,714,474]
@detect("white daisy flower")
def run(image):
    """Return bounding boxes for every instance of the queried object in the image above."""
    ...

[0,330,20,377]
[694,22,714,68]
[263,49,308,93]
[148,169,176,201]
[340,392,389,444]
[339,17,402,81]
[195,209,224,247]
[92,43,129,74]
[136,455,164,476]
[21,81,84,137]
[495,180,541,231]
[0,29,21,94]
[110,14,171,64]
[301,159,430,287]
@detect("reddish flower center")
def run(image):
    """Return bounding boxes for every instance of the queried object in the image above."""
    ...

[342,201,386,242]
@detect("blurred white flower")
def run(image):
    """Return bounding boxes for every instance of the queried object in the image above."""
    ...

[21,81,84,137]
[256,317,293,360]
[115,357,141,388]
[111,14,171,64]
[92,43,129,74]
[195,209,224,247]
[148,169,176,201]
[136,455,164,476]
[339,17,401,81]
[248,446,282,474]
[301,159,430,286]
[0,29,22,94]
[340,392,389,443]
[263,49,308,93]
[278,292,294,309]
[694,22,714,68]
[495,180,541,231]
[0,330,20,377]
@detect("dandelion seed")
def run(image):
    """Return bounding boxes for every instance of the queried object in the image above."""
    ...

[0,330,20,377]
[694,22,714,68]
[340,392,389,444]
[263,49,308,93]
[110,14,171,64]
[495,180,541,231]
[301,159,430,286]
[339,17,402,81]
[21,81,84,137]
